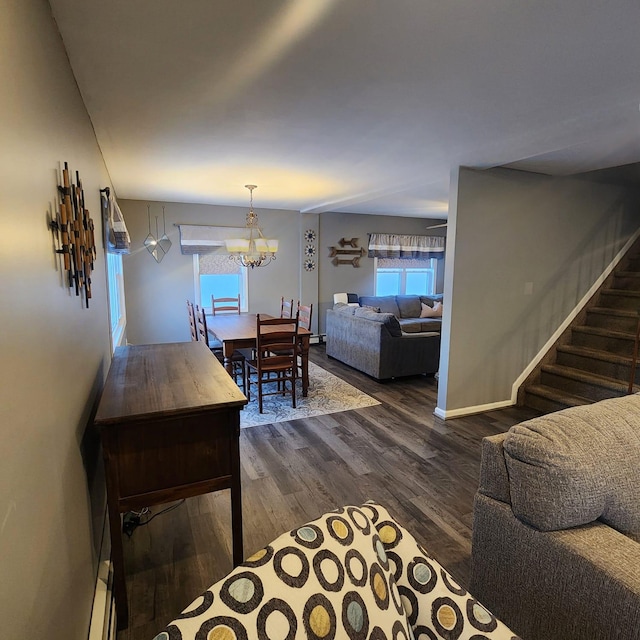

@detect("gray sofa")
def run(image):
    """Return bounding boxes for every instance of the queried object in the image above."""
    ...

[470,395,640,640]
[359,294,443,333]
[326,303,440,379]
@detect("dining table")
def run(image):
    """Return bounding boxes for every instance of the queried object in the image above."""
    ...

[207,313,311,396]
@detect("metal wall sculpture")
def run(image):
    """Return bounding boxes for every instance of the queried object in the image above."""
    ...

[49,162,97,307]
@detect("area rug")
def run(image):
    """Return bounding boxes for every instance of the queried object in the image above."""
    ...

[240,361,381,428]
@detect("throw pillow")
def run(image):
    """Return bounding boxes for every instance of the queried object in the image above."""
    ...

[420,301,443,318]
[363,502,522,640]
[156,504,413,640]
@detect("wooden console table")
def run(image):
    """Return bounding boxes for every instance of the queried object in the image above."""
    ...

[94,342,247,629]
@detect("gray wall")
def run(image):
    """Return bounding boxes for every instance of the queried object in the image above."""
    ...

[121,200,445,341]
[317,212,446,333]
[1,1,113,637]
[437,166,640,415]
[120,199,305,342]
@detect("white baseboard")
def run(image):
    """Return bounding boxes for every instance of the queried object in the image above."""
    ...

[434,398,514,420]
[88,515,116,640]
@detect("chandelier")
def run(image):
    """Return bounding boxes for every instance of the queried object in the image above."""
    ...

[225,185,278,268]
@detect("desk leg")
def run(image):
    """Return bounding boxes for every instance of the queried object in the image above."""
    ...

[102,434,130,629]
[300,337,310,397]
[230,419,244,566]
[107,491,129,628]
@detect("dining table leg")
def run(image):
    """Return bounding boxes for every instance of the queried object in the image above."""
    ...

[300,336,309,396]
[223,341,235,378]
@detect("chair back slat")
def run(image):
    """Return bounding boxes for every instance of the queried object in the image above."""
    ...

[280,297,294,319]
[212,294,241,315]
[298,302,313,332]
[195,304,209,346]
[256,315,299,357]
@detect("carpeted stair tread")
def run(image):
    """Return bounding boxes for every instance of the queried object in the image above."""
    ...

[541,363,629,392]
[556,343,635,365]
[524,384,592,408]
[572,325,635,340]
[522,240,640,414]
[587,306,640,319]
[585,307,640,332]
[601,289,640,298]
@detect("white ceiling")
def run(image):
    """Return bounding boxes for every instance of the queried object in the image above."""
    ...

[49,0,640,218]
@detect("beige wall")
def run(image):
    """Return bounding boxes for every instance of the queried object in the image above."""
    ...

[0,0,113,638]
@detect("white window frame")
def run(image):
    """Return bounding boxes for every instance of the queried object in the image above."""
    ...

[106,252,126,351]
[193,254,248,313]
[374,257,437,296]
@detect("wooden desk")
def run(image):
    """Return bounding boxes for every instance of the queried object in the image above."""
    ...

[94,342,247,629]
[207,313,312,396]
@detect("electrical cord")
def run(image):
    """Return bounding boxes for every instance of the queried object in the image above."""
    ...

[122,499,186,538]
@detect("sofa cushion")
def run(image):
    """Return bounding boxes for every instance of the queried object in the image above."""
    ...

[359,295,400,317]
[420,318,442,332]
[396,295,422,318]
[503,395,640,536]
[398,318,423,333]
[354,307,402,337]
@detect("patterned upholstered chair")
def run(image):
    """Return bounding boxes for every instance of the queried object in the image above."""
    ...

[152,502,520,640]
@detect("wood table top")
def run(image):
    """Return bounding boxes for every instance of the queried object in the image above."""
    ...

[94,342,247,426]
[207,313,311,342]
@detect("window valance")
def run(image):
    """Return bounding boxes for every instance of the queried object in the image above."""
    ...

[102,191,131,254]
[368,233,445,259]
[177,224,245,255]
[199,253,241,275]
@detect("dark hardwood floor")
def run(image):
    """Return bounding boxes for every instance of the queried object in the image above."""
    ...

[117,344,540,640]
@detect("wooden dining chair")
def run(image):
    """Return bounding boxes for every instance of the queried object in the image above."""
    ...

[196,304,246,394]
[187,300,198,341]
[280,297,294,319]
[245,313,299,413]
[211,294,241,315]
[297,302,313,332]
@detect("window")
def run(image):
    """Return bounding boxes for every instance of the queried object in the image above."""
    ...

[106,252,126,350]
[375,257,437,296]
[194,253,248,312]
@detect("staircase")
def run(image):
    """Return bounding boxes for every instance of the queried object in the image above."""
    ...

[520,239,640,413]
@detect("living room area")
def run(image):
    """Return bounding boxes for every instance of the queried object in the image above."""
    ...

[4,2,640,640]
[116,349,544,640]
